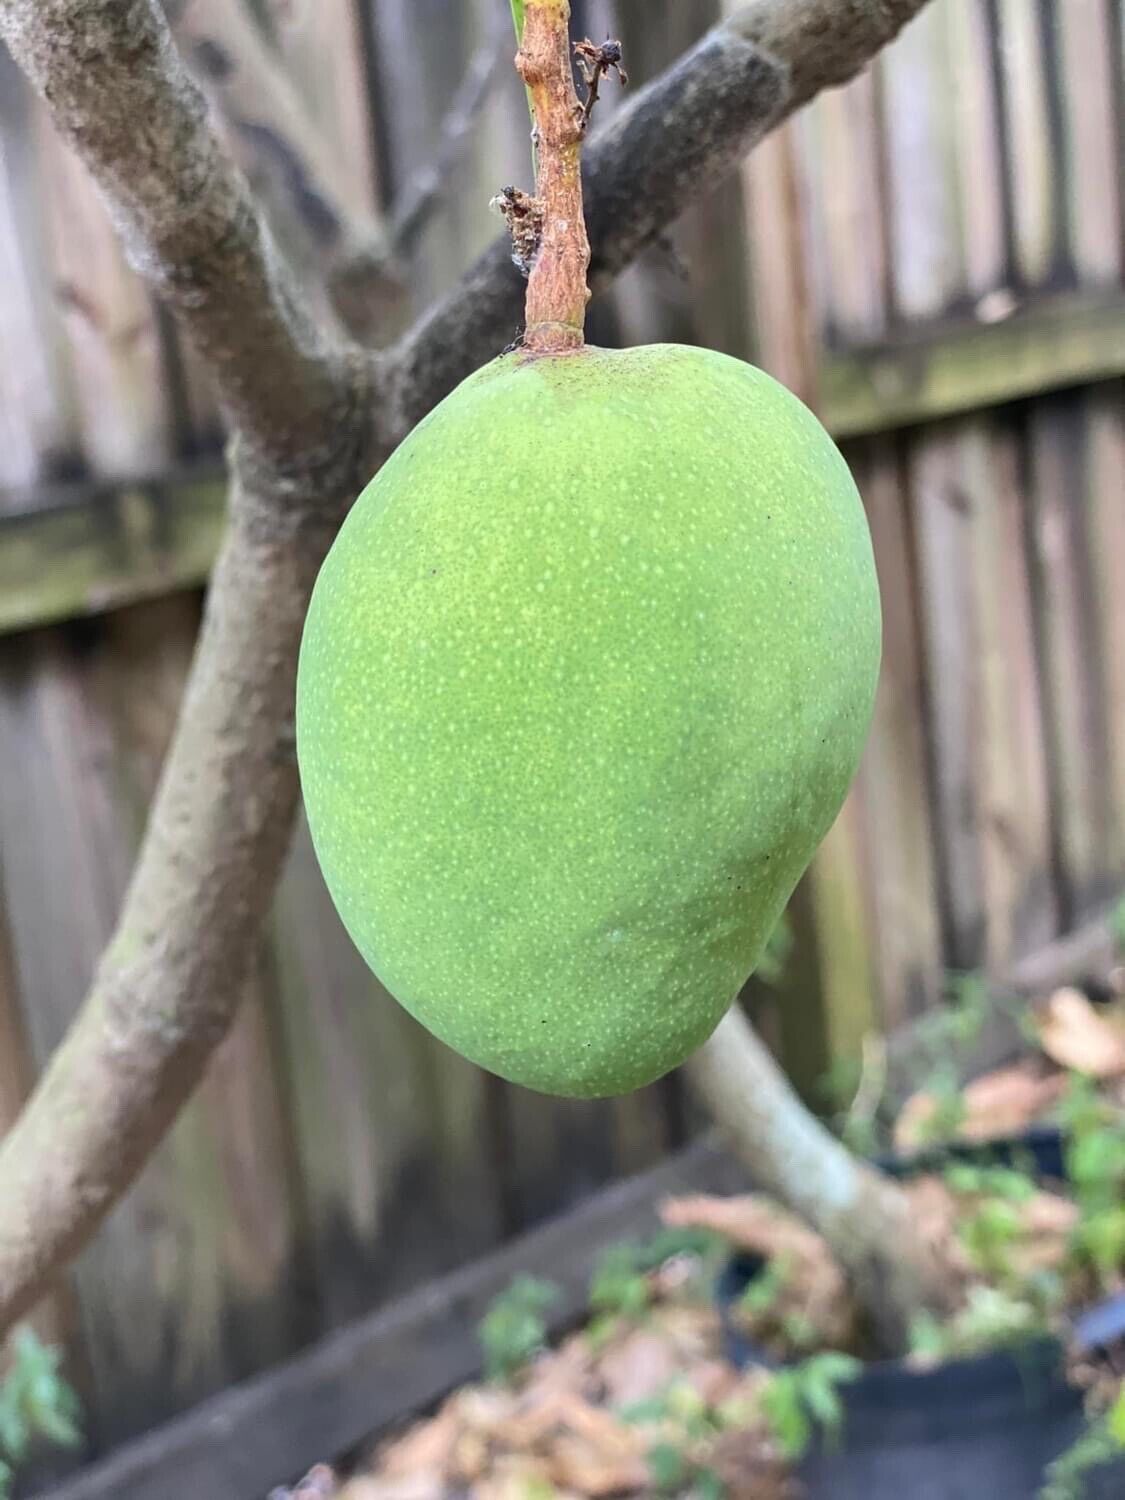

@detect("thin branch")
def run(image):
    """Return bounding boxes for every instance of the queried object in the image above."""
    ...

[0,0,935,1331]
[687,1008,964,1354]
[331,25,511,345]
[385,0,933,436]
[388,28,510,258]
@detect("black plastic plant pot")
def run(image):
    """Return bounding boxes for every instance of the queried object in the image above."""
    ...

[714,1128,1125,1500]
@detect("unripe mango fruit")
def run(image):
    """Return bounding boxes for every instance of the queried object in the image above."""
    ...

[296,344,881,1097]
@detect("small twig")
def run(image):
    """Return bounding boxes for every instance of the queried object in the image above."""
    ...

[573,37,627,129]
[844,1033,888,1145]
[389,29,510,256]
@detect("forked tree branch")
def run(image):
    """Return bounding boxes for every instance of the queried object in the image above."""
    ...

[0,0,933,1333]
[0,0,383,1332]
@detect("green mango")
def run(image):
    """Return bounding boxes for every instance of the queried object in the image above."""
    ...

[296,344,881,1097]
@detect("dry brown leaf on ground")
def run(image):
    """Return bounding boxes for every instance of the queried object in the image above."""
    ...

[659,1194,835,1276]
[660,1193,858,1351]
[472,1453,564,1500]
[902,1177,973,1285]
[517,1330,599,1408]
[893,1090,944,1153]
[894,1061,1065,1152]
[644,1301,721,1362]
[706,1426,800,1500]
[682,1358,741,1408]
[1037,988,1125,1078]
[341,1475,444,1500]
[1010,1191,1081,1277]
[960,1064,1068,1140]
[375,1399,464,1477]
[596,1327,681,1406]
[546,1430,649,1495]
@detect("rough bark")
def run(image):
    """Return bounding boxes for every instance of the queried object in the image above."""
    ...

[515,0,590,352]
[688,1009,964,1355]
[0,0,935,1333]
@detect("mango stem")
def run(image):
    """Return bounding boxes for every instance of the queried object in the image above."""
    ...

[516,0,590,354]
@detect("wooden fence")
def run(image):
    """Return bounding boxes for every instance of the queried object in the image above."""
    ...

[0,0,1122,1474]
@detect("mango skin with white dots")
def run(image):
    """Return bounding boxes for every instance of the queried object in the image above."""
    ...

[295,343,881,1098]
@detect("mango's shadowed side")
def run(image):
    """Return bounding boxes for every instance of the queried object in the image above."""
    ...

[295,344,882,1097]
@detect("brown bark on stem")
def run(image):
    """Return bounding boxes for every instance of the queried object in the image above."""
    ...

[516,0,590,353]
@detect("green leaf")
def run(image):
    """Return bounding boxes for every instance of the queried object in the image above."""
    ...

[0,1458,11,1500]
[647,1441,687,1490]
[509,0,525,41]
[635,1225,726,1270]
[1109,892,1125,951]
[588,1243,651,1320]
[738,1258,789,1317]
[620,1396,671,1426]
[695,1467,727,1500]
[755,912,794,987]
[804,1352,863,1384]
[477,1275,562,1382]
[1109,1388,1125,1447]
[760,1372,813,1460]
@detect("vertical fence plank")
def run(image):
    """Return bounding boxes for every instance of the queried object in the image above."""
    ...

[996,0,1059,288]
[273,0,380,215]
[1027,394,1122,916]
[1055,0,1122,285]
[0,51,79,493]
[793,68,889,347]
[0,600,304,1450]
[271,815,506,1330]
[947,0,1008,300]
[850,440,943,1026]
[34,114,172,478]
[961,419,1057,955]
[909,417,1058,969]
[1084,385,1125,876]
[740,126,819,403]
[879,0,965,320]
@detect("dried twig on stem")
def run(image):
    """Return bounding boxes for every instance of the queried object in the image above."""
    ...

[574,37,627,129]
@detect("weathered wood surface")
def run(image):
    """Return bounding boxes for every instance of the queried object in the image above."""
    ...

[0,0,1121,1471]
[821,288,1125,437]
[0,471,225,637]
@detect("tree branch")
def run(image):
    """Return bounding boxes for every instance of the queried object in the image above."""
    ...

[385,0,932,436]
[387,30,510,258]
[687,1009,963,1354]
[0,0,933,1332]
